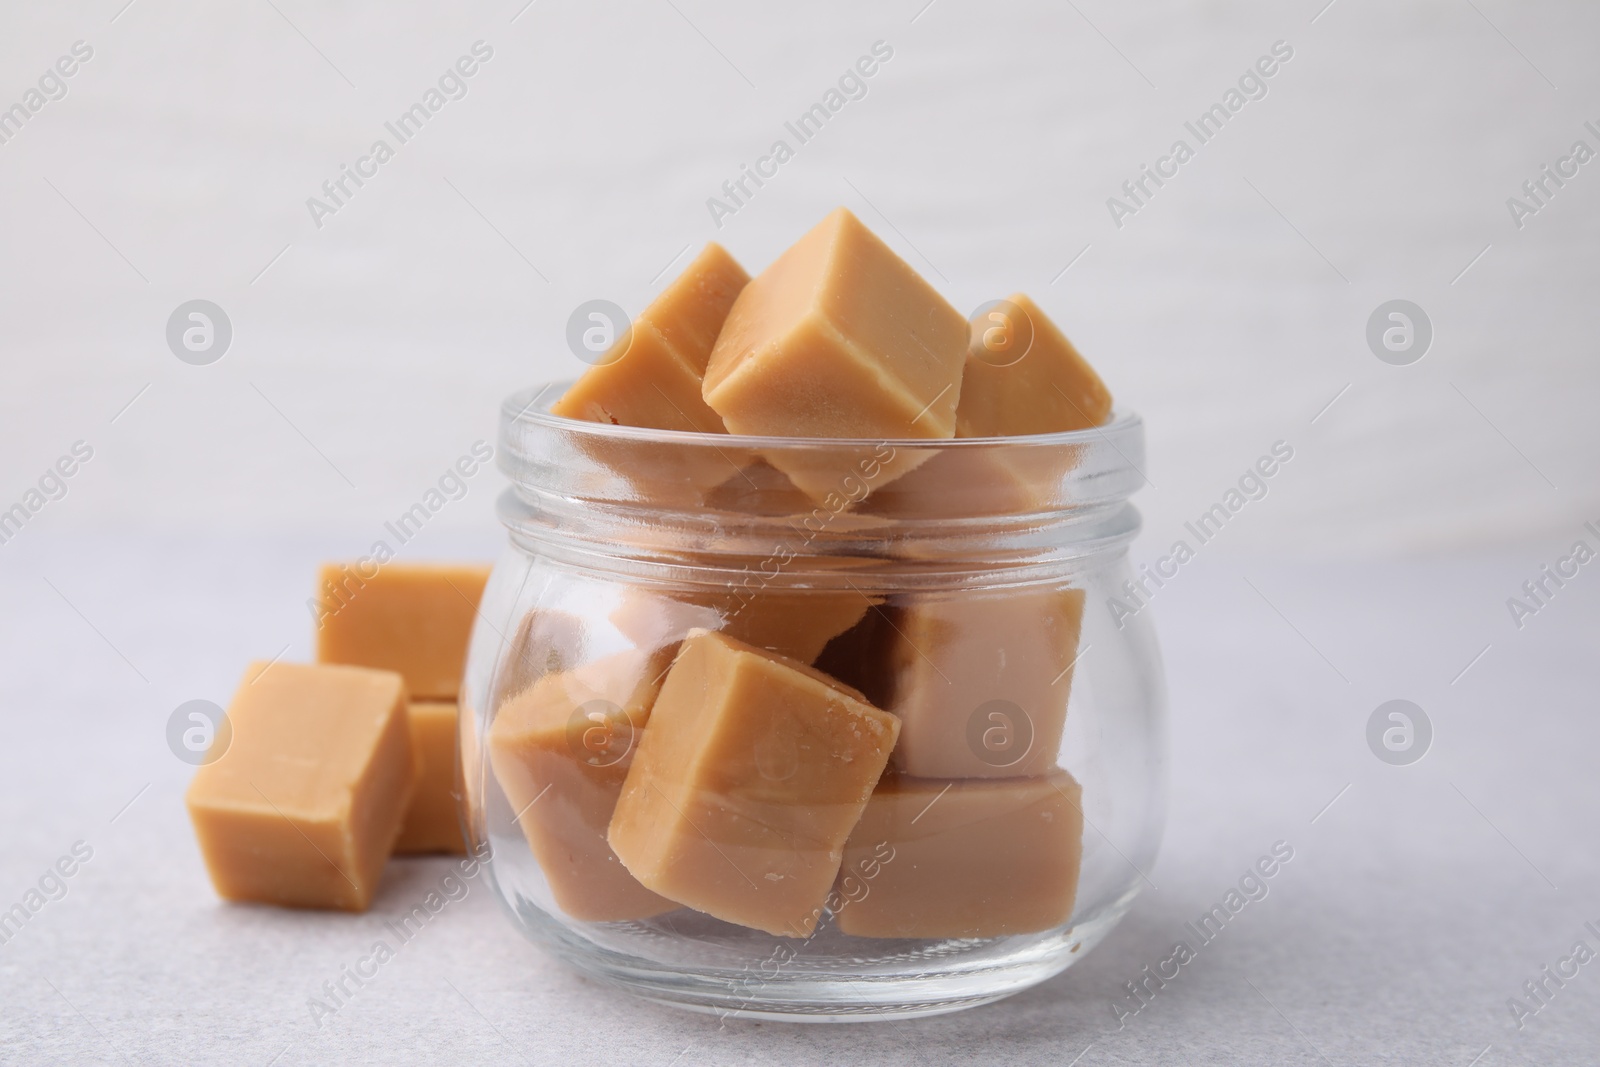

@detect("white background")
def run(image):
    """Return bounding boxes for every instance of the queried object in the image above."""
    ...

[0,0,1595,554]
[1,2,1597,1065]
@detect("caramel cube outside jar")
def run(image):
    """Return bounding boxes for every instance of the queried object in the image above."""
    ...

[315,562,490,700]
[394,700,466,855]
[186,661,416,911]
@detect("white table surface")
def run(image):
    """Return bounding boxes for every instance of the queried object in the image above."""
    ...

[1,535,1594,1066]
[2,0,1597,1062]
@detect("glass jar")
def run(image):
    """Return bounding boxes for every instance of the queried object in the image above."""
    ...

[458,384,1166,1020]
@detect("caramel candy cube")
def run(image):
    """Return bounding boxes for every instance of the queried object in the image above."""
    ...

[394,701,466,854]
[957,293,1112,437]
[835,771,1084,939]
[859,437,1093,521]
[488,650,677,922]
[886,587,1086,778]
[702,208,969,499]
[858,446,1048,520]
[704,454,907,530]
[608,630,899,936]
[610,584,872,665]
[551,243,749,433]
[315,562,490,700]
[607,588,720,653]
[863,295,1110,519]
[701,459,817,516]
[494,608,586,706]
[186,661,415,911]
[718,588,874,664]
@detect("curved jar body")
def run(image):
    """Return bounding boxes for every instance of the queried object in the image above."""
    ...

[459,385,1167,1020]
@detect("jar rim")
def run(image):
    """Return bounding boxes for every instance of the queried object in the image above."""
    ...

[503,383,1145,454]
[495,381,1146,581]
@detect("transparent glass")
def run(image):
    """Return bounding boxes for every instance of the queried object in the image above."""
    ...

[459,384,1166,1021]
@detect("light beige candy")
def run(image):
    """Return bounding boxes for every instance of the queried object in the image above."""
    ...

[608,629,899,936]
[956,293,1111,438]
[488,649,677,922]
[186,661,416,911]
[835,770,1084,939]
[315,562,490,700]
[864,293,1111,519]
[494,608,586,706]
[702,208,969,501]
[394,700,466,855]
[551,243,749,434]
[549,244,754,506]
[610,583,873,666]
[885,586,1086,779]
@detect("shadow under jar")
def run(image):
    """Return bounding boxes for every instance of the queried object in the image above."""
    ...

[458,383,1167,1021]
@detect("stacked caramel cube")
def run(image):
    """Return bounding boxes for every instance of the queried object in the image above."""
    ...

[493,209,1111,939]
[185,564,489,911]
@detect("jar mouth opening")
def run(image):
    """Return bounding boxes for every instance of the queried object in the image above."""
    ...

[496,381,1147,575]
[503,383,1144,454]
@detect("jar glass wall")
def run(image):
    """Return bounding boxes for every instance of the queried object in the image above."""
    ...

[458,385,1166,1020]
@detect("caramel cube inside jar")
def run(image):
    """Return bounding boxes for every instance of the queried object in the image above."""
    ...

[609,583,874,666]
[607,630,899,936]
[493,608,587,707]
[550,244,753,505]
[394,701,466,855]
[863,293,1112,519]
[882,586,1087,779]
[185,661,416,911]
[834,771,1084,939]
[315,562,490,700]
[505,216,1123,947]
[552,243,749,434]
[488,649,678,922]
[702,207,969,500]
[956,293,1111,438]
